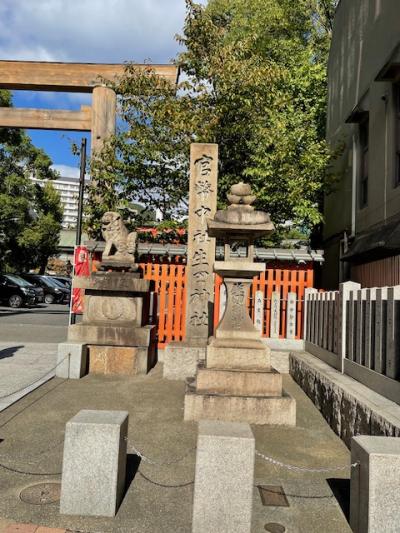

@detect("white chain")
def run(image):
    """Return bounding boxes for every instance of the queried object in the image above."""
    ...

[256,450,358,472]
[127,441,196,466]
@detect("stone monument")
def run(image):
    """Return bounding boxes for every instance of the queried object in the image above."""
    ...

[65,211,156,376]
[184,183,296,424]
[163,143,218,380]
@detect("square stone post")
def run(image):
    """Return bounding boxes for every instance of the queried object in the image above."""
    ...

[163,143,218,380]
[185,143,218,341]
[192,420,254,533]
[350,436,400,532]
[60,409,128,517]
[336,281,361,372]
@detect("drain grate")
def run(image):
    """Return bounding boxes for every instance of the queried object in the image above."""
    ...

[258,485,289,507]
[20,482,61,505]
[264,523,286,533]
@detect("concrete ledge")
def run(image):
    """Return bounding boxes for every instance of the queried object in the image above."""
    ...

[263,338,304,351]
[290,351,400,448]
[184,385,296,425]
[196,366,282,397]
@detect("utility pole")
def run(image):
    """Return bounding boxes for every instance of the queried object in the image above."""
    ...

[76,137,87,246]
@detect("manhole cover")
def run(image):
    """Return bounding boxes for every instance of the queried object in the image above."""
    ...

[258,485,289,507]
[264,523,286,533]
[20,482,61,505]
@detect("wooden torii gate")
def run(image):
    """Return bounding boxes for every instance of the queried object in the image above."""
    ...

[0,60,179,154]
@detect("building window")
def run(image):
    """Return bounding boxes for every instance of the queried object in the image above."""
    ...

[359,118,369,208]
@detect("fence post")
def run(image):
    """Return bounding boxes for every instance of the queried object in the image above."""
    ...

[374,287,388,374]
[219,283,227,323]
[254,290,264,334]
[286,292,297,339]
[386,286,400,380]
[303,288,317,342]
[270,291,280,338]
[337,282,361,373]
[364,288,376,369]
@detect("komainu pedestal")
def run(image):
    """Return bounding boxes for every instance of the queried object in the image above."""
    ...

[67,211,156,376]
[68,272,156,375]
[184,182,296,425]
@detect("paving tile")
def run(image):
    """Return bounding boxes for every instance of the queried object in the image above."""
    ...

[36,528,66,533]
[4,524,37,533]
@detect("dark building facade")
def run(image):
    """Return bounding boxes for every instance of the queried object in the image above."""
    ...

[323,0,400,288]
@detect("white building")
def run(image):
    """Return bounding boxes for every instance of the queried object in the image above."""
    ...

[30,175,87,229]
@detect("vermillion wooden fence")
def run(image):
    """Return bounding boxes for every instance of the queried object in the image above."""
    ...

[140,263,314,348]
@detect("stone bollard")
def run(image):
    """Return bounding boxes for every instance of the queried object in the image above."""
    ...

[56,342,88,379]
[60,410,128,517]
[192,420,254,533]
[350,436,400,532]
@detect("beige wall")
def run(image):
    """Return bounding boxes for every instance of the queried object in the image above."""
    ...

[322,0,400,288]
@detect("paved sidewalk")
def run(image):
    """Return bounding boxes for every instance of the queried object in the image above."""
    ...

[0,343,58,412]
[0,363,352,533]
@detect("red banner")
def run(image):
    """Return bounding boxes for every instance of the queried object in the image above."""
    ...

[71,245,90,314]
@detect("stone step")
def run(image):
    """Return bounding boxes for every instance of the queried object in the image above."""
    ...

[195,366,282,397]
[206,345,270,370]
[184,385,296,425]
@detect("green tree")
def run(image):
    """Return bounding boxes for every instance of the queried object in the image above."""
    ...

[89,0,338,241]
[0,89,63,273]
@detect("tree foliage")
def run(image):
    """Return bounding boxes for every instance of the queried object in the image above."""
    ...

[0,90,63,273]
[89,0,339,241]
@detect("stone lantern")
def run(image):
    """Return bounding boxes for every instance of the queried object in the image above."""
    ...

[184,182,296,425]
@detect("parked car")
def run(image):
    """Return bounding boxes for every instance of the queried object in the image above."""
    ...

[19,274,70,304]
[0,274,37,308]
[49,275,72,289]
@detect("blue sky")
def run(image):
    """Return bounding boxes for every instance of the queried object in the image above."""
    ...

[0,0,199,177]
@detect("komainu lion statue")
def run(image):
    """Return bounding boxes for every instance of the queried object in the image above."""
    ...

[101,211,137,260]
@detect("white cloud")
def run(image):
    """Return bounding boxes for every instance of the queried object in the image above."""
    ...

[52,164,80,178]
[0,0,190,64]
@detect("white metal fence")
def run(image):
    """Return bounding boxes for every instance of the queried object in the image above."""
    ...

[304,282,400,404]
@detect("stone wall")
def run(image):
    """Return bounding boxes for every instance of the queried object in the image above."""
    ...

[290,352,400,448]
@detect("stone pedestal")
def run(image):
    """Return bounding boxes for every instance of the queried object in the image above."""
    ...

[192,420,254,533]
[350,436,400,532]
[163,341,206,380]
[67,271,156,377]
[60,410,128,517]
[184,267,296,425]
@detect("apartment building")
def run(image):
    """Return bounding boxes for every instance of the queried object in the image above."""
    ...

[30,175,87,229]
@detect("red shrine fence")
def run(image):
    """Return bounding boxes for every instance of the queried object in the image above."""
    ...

[140,263,315,348]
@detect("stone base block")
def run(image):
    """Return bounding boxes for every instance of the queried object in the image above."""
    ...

[68,323,154,347]
[89,345,150,376]
[163,343,206,380]
[350,436,400,533]
[196,366,282,397]
[56,343,88,379]
[206,342,270,371]
[184,385,296,425]
[192,420,254,533]
[60,410,128,517]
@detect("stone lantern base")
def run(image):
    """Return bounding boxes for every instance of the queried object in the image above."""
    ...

[183,345,296,426]
[183,274,296,426]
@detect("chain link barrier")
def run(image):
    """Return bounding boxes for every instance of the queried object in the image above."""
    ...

[127,440,196,467]
[138,470,194,488]
[255,450,359,472]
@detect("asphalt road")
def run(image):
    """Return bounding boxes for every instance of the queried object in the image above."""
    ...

[0,303,69,343]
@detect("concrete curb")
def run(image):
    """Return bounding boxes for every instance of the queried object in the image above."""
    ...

[289,351,400,448]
